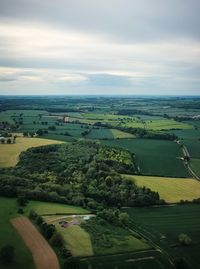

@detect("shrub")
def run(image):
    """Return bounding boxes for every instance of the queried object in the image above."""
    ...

[0,245,15,264]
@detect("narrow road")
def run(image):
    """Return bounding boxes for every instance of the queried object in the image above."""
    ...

[176,141,200,180]
[128,222,176,269]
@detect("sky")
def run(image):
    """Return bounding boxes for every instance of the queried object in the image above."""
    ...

[0,0,200,95]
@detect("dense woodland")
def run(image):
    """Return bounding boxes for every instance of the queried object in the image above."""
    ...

[0,140,161,209]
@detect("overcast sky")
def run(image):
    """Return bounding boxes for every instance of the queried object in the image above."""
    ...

[0,0,200,95]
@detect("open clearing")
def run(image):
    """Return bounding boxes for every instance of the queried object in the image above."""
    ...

[12,216,59,269]
[124,175,200,203]
[0,136,63,167]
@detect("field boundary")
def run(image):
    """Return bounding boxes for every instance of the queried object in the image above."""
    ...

[11,216,60,269]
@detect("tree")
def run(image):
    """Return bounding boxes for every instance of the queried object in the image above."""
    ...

[50,233,64,247]
[17,195,28,207]
[7,138,12,144]
[13,135,17,144]
[178,233,192,246]
[0,245,15,264]
[119,212,129,226]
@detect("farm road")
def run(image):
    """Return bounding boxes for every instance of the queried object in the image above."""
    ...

[11,216,60,269]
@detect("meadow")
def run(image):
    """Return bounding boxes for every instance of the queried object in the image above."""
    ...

[124,175,200,203]
[123,204,200,269]
[0,197,34,269]
[0,136,63,167]
[102,139,189,177]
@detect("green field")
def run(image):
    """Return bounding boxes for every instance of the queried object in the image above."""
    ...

[78,250,173,269]
[190,159,200,177]
[25,200,89,215]
[123,204,200,269]
[0,197,34,269]
[184,140,200,158]
[124,175,200,203]
[102,139,189,177]
[0,136,63,167]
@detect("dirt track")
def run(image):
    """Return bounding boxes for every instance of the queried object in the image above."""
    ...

[11,216,60,269]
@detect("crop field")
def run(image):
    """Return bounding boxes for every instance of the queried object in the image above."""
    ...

[102,139,189,177]
[123,204,200,269]
[78,250,173,269]
[184,140,200,158]
[25,200,89,215]
[190,159,200,177]
[124,175,200,203]
[0,197,34,269]
[0,136,63,167]
[12,216,59,269]
[168,128,200,140]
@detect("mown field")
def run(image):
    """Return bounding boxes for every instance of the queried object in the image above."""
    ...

[0,136,63,167]
[123,204,200,269]
[0,197,34,269]
[102,139,189,177]
[124,175,200,203]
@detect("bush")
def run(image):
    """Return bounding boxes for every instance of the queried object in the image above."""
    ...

[0,245,15,264]
[17,208,24,214]
[50,232,64,247]
[29,209,38,220]
[178,233,192,246]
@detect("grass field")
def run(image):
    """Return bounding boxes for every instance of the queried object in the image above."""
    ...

[0,197,34,269]
[25,200,89,216]
[102,139,189,177]
[124,175,200,203]
[0,136,63,167]
[123,204,200,269]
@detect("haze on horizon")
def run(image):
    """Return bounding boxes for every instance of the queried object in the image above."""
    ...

[0,0,200,96]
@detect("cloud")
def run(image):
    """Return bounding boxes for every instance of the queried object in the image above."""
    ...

[0,0,199,95]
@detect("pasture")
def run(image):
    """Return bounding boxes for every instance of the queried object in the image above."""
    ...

[124,175,200,203]
[123,204,200,269]
[0,136,63,167]
[0,197,34,269]
[102,139,189,177]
